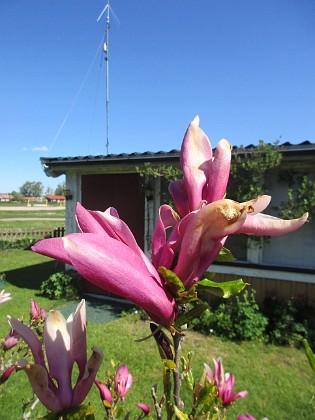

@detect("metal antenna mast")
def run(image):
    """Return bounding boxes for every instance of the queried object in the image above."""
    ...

[97,1,110,154]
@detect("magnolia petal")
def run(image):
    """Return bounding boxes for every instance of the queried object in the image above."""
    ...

[181,116,213,211]
[174,200,249,285]
[17,360,62,413]
[168,179,190,218]
[63,234,177,327]
[213,357,224,385]
[115,365,133,399]
[237,415,256,420]
[136,403,151,415]
[31,299,39,320]
[152,205,180,268]
[8,316,46,367]
[160,211,198,270]
[44,308,73,407]
[237,212,309,236]
[76,203,135,248]
[95,380,113,403]
[105,206,119,217]
[31,237,72,265]
[193,238,227,283]
[243,195,271,215]
[68,300,87,381]
[77,203,158,279]
[72,346,104,408]
[75,202,108,234]
[232,389,249,401]
[204,363,213,381]
[0,364,15,384]
[0,290,11,304]
[205,138,232,203]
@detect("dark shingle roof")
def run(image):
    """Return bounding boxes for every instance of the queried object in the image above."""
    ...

[40,141,315,177]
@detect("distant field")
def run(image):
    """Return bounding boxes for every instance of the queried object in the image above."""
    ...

[0,209,65,219]
[0,207,65,229]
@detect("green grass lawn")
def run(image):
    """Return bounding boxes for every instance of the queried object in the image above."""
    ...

[0,250,67,335]
[0,220,65,229]
[0,250,314,419]
[0,208,65,230]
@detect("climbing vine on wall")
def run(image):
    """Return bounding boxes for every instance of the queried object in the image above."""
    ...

[137,141,313,219]
[226,141,282,202]
[279,174,315,221]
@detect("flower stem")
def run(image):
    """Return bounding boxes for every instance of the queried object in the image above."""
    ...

[172,333,184,411]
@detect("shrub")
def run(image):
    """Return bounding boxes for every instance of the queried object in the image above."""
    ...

[213,290,268,340]
[40,271,82,300]
[190,307,217,336]
[263,295,315,347]
[191,290,268,341]
[0,237,37,251]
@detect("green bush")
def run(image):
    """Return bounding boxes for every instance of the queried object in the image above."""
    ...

[263,295,315,347]
[213,290,268,340]
[191,290,268,341]
[0,237,37,250]
[40,271,82,300]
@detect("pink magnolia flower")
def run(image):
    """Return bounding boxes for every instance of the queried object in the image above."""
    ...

[153,196,308,287]
[8,300,103,414]
[205,358,248,406]
[0,290,11,304]
[0,364,15,384]
[114,365,133,400]
[95,380,113,405]
[2,328,19,350]
[237,415,256,420]
[136,403,151,415]
[30,299,46,321]
[169,116,231,217]
[32,203,177,328]
[153,117,308,287]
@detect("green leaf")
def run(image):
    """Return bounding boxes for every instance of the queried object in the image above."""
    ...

[158,266,198,303]
[216,247,236,262]
[41,405,95,420]
[303,339,315,372]
[158,266,185,295]
[176,288,198,304]
[201,272,216,280]
[162,359,177,370]
[174,303,209,327]
[40,413,59,420]
[173,406,190,420]
[180,354,194,391]
[196,381,217,408]
[65,404,95,420]
[197,278,248,298]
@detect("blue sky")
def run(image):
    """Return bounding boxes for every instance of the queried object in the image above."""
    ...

[1,0,314,193]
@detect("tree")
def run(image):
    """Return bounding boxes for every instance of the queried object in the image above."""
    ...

[19,181,44,197]
[10,190,23,202]
[45,186,54,196]
[55,182,66,196]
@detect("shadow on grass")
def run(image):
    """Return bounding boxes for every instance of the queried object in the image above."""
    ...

[3,260,65,290]
[60,296,133,324]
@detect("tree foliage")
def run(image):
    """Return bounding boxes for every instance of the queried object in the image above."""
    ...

[19,181,44,197]
[54,182,66,196]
